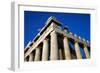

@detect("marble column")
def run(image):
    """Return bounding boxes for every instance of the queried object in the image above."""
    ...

[59,49,63,60]
[63,36,71,59]
[84,45,90,58]
[42,38,49,61]
[74,41,82,59]
[50,31,58,60]
[34,47,41,61]
[29,53,33,61]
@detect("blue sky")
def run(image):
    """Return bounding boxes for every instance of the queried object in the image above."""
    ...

[24,11,90,52]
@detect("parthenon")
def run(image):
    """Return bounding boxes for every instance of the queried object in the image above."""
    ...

[24,16,90,62]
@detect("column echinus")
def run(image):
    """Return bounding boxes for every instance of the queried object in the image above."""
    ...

[29,53,34,61]
[34,47,41,61]
[83,45,90,58]
[63,35,71,59]
[42,38,49,61]
[74,41,82,59]
[50,30,58,60]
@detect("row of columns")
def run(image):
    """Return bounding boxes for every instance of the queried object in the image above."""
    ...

[28,30,90,61]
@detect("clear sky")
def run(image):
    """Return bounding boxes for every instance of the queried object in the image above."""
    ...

[24,11,90,58]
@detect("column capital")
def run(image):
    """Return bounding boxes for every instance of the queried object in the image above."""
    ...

[42,38,49,43]
[63,35,67,38]
[50,30,56,35]
[74,40,79,43]
[44,38,49,41]
[83,44,87,47]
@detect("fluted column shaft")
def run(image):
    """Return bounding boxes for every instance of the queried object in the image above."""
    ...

[42,38,49,61]
[50,31,58,60]
[63,36,71,59]
[84,45,90,58]
[74,41,82,59]
[34,47,41,61]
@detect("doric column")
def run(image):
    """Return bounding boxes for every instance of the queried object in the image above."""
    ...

[59,49,63,60]
[50,31,58,60]
[42,38,49,61]
[74,41,82,59]
[29,53,33,61]
[63,36,71,59]
[84,45,90,58]
[34,47,41,61]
